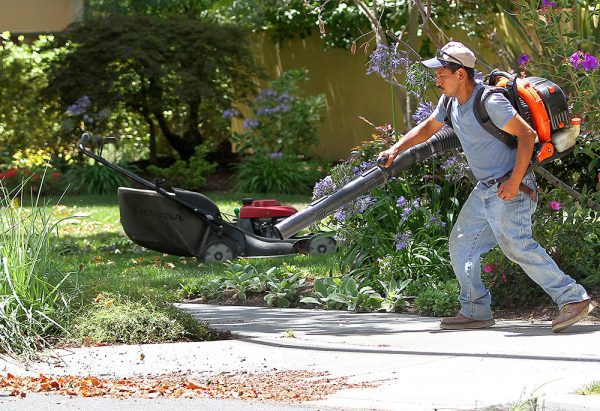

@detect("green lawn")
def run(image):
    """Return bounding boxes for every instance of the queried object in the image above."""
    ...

[43,192,338,345]
[579,382,600,395]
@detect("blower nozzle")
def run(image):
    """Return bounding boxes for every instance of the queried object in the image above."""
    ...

[274,127,461,240]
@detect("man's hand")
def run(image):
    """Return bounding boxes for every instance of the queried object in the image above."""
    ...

[497,178,520,200]
[377,147,398,168]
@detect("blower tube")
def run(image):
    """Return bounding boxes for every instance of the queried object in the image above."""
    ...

[274,127,461,240]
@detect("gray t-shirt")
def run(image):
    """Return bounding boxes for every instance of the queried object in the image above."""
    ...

[432,83,518,181]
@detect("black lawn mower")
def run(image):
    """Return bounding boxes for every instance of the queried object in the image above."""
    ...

[77,133,336,262]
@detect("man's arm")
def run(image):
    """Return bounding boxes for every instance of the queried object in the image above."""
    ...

[496,114,536,200]
[378,115,445,167]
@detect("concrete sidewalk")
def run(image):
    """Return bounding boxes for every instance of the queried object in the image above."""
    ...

[2,304,600,410]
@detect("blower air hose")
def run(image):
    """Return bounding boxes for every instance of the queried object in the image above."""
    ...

[273,127,461,240]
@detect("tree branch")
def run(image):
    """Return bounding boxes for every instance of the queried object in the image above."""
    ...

[353,0,387,45]
[535,166,600,212]
[413,0,448,48]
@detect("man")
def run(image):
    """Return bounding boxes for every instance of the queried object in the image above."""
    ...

[379,41,595,333]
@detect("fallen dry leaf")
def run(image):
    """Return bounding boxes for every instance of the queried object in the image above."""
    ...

[0,371,383,402]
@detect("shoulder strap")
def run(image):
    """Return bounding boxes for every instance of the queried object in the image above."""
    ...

[442,95,453,129]
[473,86,518,149]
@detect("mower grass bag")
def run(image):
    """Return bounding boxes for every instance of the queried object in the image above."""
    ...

[118,187,314,262]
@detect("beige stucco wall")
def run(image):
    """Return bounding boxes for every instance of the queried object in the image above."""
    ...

[249,32,404,161]
[0,0,83,33]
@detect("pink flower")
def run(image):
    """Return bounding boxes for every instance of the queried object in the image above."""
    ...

[501,273,507,282]
[549,200,562,211]
[483,264,494,273]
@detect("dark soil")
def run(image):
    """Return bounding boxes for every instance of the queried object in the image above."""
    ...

[201,170,236,192]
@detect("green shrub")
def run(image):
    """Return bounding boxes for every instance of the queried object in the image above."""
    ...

[147,144,217,190]
[71,296,212,345]
[413,280,460,317]
[0,184,70,357]
[235,154,325,195]
[64,163,130,195]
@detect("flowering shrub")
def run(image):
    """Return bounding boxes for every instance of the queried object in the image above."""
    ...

[311,125,472,303]
[226,69,327,194]
[0,167,65,196]
[512,0,599,191]
[228,69,326,156]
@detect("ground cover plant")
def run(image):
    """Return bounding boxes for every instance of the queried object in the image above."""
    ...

[578,381,600,396]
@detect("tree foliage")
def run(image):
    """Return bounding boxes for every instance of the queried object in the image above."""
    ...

[45,15,260,160]
[0,34,65,160]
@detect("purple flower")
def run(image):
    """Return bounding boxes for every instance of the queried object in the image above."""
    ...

[356,196,375,213]
[367,43,409,81]
[440,155,470,181]
[334,232,346,245]
[570,51,583,70]
[243,119,260,129]
[569,51,597,71]
[582,54,599,71]
[313,175,334,198]
[542,0,557,7]
[425,215,446,229]
[257,88,277,100]
[412,101,435,125]
[517,53,529,67]
[334,208,347,222]
[441,156,458,170]
[394,231,411,250]
[269,151,283,159]
[222,108,240,119]
[549,200,562,211]
[277,92,294,103]
[412,197,421,208]
[67,95,91,116]
[396,196,407,208]
[400,206,412,221]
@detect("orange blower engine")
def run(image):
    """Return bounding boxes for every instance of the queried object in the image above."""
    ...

[490,71,580,167]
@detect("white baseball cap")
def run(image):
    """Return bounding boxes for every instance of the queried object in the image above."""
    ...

[422,41,476,69]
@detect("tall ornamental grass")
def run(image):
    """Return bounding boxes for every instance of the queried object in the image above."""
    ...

[0,182,69,357]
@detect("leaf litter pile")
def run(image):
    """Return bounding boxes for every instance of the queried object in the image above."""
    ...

[1,370,381,402]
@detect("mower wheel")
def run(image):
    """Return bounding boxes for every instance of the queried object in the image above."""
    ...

[308,236,336,256]
[202,240,236,262]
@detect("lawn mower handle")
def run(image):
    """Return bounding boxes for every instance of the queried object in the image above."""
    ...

[77,132,219,226]
[273,127,461,240]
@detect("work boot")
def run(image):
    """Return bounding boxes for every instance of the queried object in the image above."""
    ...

[440,313,495,330]
[552,299,596,333]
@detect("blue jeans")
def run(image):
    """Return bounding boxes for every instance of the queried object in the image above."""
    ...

[449,173,589,320]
